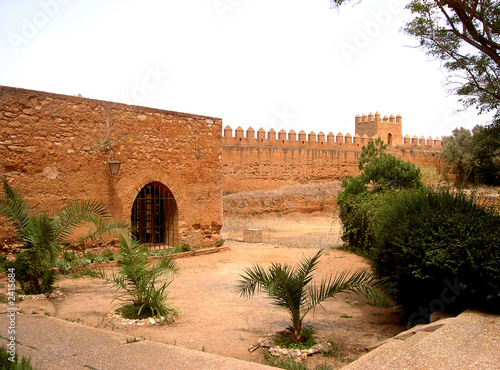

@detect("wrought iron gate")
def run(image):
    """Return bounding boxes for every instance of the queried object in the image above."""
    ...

[131,182,177,248]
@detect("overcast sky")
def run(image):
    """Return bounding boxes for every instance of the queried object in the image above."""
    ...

[0,0,494,139]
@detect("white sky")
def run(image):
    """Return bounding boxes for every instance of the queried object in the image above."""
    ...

[0,0,494,139]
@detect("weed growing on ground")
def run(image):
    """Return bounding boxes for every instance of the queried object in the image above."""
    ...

[263,353,308,370]
[274,326,317,350]
[0,346,34,369]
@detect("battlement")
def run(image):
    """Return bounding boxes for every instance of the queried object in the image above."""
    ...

[355,112,402,124]
[223,125,442,150]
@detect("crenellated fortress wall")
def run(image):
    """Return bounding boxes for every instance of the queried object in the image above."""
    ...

[222,113,443,191]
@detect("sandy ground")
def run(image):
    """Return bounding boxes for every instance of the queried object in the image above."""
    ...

[6,213,405,369]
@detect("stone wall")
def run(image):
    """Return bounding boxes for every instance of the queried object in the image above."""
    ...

[222,124,443,192]
[0,86,223,247]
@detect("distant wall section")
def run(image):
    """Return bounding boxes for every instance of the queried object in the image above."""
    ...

[222,113,443,192]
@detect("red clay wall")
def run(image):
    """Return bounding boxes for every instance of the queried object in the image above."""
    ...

[222,126,443,192]
[0,86,223,247]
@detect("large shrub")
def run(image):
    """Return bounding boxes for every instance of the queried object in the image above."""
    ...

[372,188,500,322]
[338,142,500,323]
[337,189,388,257]
[337,140,423,257]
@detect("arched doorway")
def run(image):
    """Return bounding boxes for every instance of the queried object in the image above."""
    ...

[387,133,393,146]
[131,182,177,247]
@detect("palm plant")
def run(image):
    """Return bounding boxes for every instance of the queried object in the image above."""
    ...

[0,179,127,294]
[88,233,179,320]
[236,250,393,343]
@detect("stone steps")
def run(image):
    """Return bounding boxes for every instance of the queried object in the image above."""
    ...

[341,310,500,369]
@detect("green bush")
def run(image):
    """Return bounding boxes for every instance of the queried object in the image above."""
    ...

[83,252,96,262]
[62,252,76,262]
[340,187,500,323]
[337,191,389,257]
[372,188,500,322]
[101,250,115,260]
[55,259,74,275]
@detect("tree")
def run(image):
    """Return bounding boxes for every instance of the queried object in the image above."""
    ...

[340,140,423,196]
[0,179,127,294]
[440,126,481,185]
[331,0,500,119]
[358,138,387,170]
[236,250,393,343]
[86,233,179,320]
[473,120,500,184]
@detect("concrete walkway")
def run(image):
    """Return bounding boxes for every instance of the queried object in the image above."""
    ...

[0,314,273,369]
[2,309,499,369]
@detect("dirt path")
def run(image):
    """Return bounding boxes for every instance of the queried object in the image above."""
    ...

[11,239,404,369]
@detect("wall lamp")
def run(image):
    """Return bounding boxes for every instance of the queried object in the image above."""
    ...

[108,158,121,175]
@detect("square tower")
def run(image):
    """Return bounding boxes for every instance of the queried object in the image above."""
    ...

[355,112,403,147]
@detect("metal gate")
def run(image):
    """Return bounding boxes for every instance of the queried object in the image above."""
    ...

[131,182,177,248]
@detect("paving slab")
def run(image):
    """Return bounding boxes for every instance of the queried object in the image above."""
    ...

[0,313,273,369]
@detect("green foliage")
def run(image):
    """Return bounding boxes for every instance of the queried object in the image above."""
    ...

[337,191,388,256]
[0,346,34,369]
[101,250,115,260]
[0,254,7,272]
[472,121,500,185]
[0,179,128,294]
[373,188,500,320]
[339,140,422,198]
[403,1,500,118]
[359,154,423,191]
[358,138,387,170]
[263,354,309,370]
[87,233,179,320]
[62,252,76,262]
[338,141,424,258]
[274,325,316,350]
[440,127,480,185]
[339,186,500,322]
[176,243,193,252]
[440,124,500,186]
[83,252,96,262]
[236,250,393,343]
[5,251,57,294]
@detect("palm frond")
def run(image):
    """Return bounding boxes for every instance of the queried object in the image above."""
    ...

[305,269,394,319]
[296,250,323,287]
[71,218,130,246]
[51,199,112,243]
[236,263,273,298]
[0,178,32,240]
[23,214,61,264]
